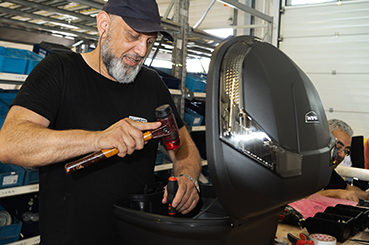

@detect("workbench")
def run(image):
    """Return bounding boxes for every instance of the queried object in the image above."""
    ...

[276,223,369,244]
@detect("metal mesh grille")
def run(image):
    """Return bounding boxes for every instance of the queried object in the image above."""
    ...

[225,69,239,106]
[224,49,249,106]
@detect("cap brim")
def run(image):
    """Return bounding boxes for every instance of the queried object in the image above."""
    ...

[122,16,174,42]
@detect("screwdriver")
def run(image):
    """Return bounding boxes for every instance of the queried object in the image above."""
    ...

[167,176,178,216]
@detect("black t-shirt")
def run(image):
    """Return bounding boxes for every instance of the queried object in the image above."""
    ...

[325,169,347,190]
[12,52,183,245]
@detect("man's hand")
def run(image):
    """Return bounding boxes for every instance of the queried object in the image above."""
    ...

[335,190,359,202]
[316,189,359,202]
[161,126,202,215]
[162,175,200,215]
[346,184,369,201]
[94,118,161,157]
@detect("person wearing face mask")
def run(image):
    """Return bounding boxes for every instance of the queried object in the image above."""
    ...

[315,119,369,202]
[0,0,202,244]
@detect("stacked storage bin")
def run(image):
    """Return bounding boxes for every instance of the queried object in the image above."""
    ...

[147,66,181,89]
[0,193,40,243]
[184,73,206,127]
[185,73,206,93]
[0,205,23,244]
[0,163,39,190]
[0,47,28,75]
[184,99,205,127]
[0,163,25,190]
[7,48,43,75]
[33,41,72,58]
[0,47,43,75]
[0,89,17,129]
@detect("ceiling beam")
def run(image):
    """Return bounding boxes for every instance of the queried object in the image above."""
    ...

[190,28,224,43]
[0,26,76,47]
[218,0,273,23]
[7,0,96,23]
[0,18,98,40]
[0,6,97,32]
[68,0,104,9]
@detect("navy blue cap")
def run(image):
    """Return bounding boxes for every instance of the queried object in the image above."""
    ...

[102,0,174,41]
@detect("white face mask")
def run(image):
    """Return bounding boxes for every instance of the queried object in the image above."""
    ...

[101,30,143,84]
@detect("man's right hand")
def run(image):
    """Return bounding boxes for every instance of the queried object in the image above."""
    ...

[93,118,161,157]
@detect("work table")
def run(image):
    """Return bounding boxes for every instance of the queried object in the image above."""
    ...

[276,223,369,244]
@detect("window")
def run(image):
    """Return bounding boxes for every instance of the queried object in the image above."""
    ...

[287,0,336,6]
[204,28,233,39]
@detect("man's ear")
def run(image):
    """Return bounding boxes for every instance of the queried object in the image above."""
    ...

[96,11,110,37]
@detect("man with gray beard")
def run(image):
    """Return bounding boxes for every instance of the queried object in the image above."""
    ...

[101,16,143,84]
[0,0,202,244]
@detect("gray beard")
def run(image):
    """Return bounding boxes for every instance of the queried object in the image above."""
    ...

[101,35,142,84]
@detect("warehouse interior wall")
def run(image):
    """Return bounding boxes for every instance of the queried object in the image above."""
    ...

[279,0,369,138]
[1,0,367,138]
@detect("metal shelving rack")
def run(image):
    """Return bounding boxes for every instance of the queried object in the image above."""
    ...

[0,160,208,199]
[0,184,39,198]
[6,236,40,245]
[0,73,27,85]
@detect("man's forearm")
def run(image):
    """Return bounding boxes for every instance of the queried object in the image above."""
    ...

[0,106,163,168]
[0,122,97,167]
[169,127,202,180]
[0,106,97,167]
[172,143,202,179]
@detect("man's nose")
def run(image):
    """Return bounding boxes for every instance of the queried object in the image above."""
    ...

[134,40,147,58]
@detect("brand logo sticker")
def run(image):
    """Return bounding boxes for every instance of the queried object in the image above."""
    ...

[305,111,319,124]
[129,116,148,123]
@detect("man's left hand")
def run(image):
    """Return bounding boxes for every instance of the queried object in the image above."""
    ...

[162,175,200,215]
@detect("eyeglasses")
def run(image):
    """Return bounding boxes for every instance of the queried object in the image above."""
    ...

[336,142,351,156]
[336,146,351,156]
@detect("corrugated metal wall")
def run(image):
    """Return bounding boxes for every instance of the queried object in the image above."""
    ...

[279,0,369,137]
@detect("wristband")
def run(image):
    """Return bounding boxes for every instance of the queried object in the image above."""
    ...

[178,174,200,193]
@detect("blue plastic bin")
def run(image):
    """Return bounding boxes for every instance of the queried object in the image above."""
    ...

[0,163,25,189]
[33,42,72,58]
[185,99,206,125]
[153,67,172,75]
[0,206,22,245]
[148,66,180,89]
[184,108,203,126]
[186,73,207,93]
[0,89,18,129]
[0,47,28,74]
[32,44,49,58]
[8,48,43,75]
[23,168,39,185]
[0,89,18,116]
